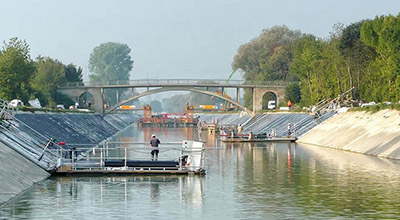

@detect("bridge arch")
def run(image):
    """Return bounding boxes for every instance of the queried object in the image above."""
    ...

[261,91,277,110]
[252,88,285,112]
[78,91,95,108]
[105,87,254,116]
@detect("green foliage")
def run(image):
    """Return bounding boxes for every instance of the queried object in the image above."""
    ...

[65,63,83,82]
[0,37,35,103]
[31,57,68,107]
[0,37,83,108]
[350,104,400,113]
[232,25,301,108]
[89,42,134,106]
[289,34,326,106]
[150,100,163,113]
[285,82,301,103]
[233,13,400,109]
[162,92,220,113]
[89,42,133,83]
[360,14,400,102]
[339,21,377,101]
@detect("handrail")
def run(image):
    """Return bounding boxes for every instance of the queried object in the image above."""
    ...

[59,79,293,88]
[0,97,16,121]
[53,140,206,172]
[314,87,355,115]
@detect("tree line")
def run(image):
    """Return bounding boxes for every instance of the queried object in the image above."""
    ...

[232,13,400,109]
[0,38,134,108]
[0,37,83,107]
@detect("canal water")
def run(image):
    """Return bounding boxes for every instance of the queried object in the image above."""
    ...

[1,125,400,219]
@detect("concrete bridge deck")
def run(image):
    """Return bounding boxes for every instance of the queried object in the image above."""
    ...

[58,79,291,116]
[59,79,291,89]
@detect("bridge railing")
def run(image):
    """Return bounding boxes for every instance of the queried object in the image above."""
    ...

[59,79,292,88]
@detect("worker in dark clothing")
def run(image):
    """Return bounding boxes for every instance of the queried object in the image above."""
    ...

[150,134,161,161]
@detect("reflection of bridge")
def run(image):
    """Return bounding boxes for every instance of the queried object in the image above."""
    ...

[58,79,289,116]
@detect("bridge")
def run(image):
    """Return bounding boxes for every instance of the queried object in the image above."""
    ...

[58,79,289,117]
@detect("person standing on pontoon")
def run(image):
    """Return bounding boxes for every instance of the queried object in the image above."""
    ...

[237,124,242,134]
[150,134,161,161]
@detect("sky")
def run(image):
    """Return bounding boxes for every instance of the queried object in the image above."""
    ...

[1,0,399,82]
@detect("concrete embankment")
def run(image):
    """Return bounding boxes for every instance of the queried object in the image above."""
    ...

[15,112,119,145]
[0,112,137,206]
[199,112,335,136]
[0,142,50,205]
[298,109,400,160]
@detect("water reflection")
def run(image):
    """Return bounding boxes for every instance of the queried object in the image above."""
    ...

[2,126,400,219]
[0,175,205,219]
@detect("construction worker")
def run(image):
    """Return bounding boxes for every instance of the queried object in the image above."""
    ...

[248,131,254,140]
[237,124,242,134]
[287,100,292,111]
[287,123,292,137]
[150,134,161,161]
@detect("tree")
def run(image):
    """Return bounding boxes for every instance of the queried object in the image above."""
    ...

[360,13,400,102]
[285,83,301,103]
[89,42,133,83]
[232,25,301,108]
[31,57,67,106]
[89,42,134,106]
[0,37,35,103]
[289,34,325,106]
[162,94,190,113]
[339,21,376,100]
[150,100,163,113]
[65,63,83,82]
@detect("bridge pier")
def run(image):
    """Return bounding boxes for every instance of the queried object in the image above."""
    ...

[89,88,104,116]
[236,88,240,103]
[252,87,285,113]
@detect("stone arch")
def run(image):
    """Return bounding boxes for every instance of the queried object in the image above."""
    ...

[104,87,254,116]
[252,88,285,112]
[78,91,94,109]
[261,91,277,110]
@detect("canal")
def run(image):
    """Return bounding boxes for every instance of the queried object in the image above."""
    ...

[1,125,400,219]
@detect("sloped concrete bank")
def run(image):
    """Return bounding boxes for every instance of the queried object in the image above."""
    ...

[0,142,50,205]
[199,112,335,137]
[298,109,400,160]
[0,112,137,206]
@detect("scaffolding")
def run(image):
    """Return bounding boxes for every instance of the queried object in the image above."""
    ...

[143,105,152,123]
[0,98,16,123]
[185,105,194,123]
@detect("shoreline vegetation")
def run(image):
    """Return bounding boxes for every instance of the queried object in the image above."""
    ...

[233,13,400,110]
[1,12,399,113]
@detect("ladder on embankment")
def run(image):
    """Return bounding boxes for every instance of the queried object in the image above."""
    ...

[292,87,356,137]
[0,98,16,125]
[311,87,355,118]
[0,98,60,172]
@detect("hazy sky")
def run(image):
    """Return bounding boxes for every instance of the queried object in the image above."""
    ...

[1,0,399,82]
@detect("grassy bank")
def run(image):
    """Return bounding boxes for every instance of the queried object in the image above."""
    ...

[349,104,400,113]
[18,106,94,114]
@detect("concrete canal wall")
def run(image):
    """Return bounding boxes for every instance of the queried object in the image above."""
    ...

[298,109,400,160]
[0,141,50,206]
[0,112,137,206]
[104,113,140,130]
[15,112,119,145]
[199,112,335,137]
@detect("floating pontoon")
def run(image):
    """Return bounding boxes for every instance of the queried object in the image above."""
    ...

[54,140,205,176]
[220,136,297,143]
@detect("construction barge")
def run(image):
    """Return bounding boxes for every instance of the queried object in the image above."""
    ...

[54,140,206,176]
[139,105,199,127]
